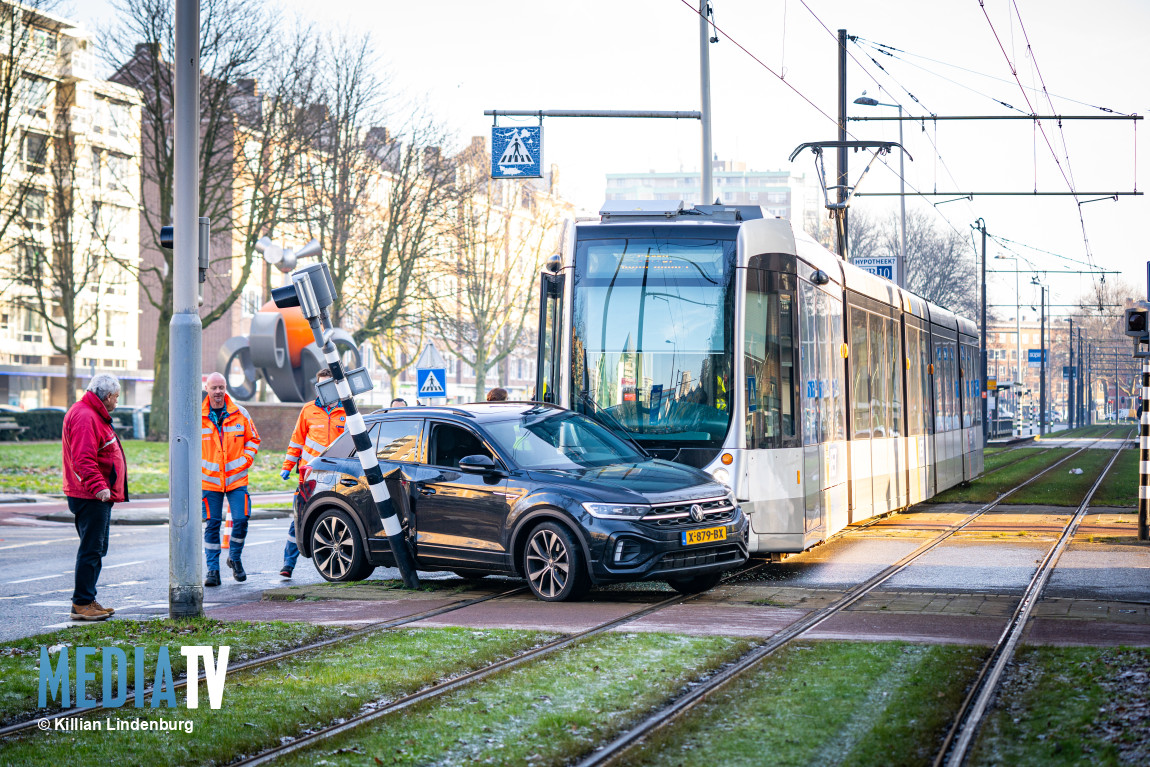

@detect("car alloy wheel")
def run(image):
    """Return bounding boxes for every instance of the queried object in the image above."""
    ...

[311,508,372,582]
[522,521,589,602]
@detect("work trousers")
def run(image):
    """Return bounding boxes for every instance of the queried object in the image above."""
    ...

[67,496,112,605]
[202,487,250,571]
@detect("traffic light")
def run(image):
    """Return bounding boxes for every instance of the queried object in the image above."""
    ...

[1127,306,1150,358]
[159,218,211,305]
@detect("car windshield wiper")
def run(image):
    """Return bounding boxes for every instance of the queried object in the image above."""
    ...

[576,391,650,459]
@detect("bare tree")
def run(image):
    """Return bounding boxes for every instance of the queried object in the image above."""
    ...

[105,0,324,438]
[885,209,979,318]
[431,142,568,401]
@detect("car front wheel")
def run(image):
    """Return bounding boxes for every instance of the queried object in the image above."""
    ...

[311,508,374,582]
[522,521,589,602]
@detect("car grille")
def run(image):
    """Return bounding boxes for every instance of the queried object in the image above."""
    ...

[653,544,745,571]
[641,497,735,528]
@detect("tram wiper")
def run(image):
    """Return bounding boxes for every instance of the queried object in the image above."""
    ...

[576,391,651,458]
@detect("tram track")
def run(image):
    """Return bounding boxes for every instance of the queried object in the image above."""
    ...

[572,428,1125,766]
[933,428,1131,767]
[0,585,528,739]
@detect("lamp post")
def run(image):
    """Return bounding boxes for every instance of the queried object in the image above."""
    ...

[1064,318,1075,428]
[854,95,907,288]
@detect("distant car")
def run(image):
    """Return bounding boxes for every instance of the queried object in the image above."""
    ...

[294,402,749,601]
[26,406,66,413]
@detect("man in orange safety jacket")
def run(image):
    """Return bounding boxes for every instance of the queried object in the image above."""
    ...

[202,371,260,587]
[279,368,346,578]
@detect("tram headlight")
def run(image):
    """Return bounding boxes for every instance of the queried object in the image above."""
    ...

[582,502,650,519]
[710,467,731,487]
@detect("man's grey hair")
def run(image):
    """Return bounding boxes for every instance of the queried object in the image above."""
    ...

[87,374,121,400]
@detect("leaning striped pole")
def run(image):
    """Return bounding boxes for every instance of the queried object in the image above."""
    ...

[277,265,420,588]
[1140,358,1149,541]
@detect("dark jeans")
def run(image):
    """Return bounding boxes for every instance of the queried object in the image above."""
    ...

[67,496,112,605]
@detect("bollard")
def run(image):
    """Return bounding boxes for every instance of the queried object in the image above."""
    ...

[221,507,232,551]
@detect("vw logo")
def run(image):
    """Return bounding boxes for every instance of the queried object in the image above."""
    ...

[689,504,704,522]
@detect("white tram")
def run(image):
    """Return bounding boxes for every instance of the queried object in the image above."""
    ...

[536,200,983,554]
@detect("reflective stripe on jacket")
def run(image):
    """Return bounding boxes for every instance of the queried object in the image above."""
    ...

[201,393,260,491]
[282,400,346,473]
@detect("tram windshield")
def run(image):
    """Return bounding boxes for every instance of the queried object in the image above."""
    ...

[571,231,735,453]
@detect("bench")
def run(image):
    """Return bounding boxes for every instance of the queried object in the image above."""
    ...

[0,417,27,440]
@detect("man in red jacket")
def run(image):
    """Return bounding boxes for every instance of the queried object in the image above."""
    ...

[62,374,128,621]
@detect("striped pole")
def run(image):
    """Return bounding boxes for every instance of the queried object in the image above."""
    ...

[1140,359,1149,541]
[275,265,420,588]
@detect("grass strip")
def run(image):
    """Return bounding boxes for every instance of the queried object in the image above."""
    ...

[1,627,553,766]
[274,631,754,767]
[1002,447,1119,506]
[0,618,347,724]
[621,641,985,767]
[1091,449,1139,507]
[933,449,1074,504]
[984,447,1046,474]
[970,646,1150,766]
[0,440,285,494]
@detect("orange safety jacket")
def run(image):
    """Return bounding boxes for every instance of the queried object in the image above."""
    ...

[282,399,347,474]
[202,393,261,492]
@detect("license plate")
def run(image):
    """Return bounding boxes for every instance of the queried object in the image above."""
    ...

[681,526,727,546]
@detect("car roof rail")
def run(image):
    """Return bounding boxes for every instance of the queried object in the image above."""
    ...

[372,405,477,418]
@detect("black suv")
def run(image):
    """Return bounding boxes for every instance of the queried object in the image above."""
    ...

[294,402,748,601]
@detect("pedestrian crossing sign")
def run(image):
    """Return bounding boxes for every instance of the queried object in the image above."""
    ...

[416,368,447,398]
[491,126,542,179]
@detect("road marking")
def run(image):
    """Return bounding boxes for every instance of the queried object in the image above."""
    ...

[0,538,73,552]
[0,594,33,600]
[6,571,73,584]
[103,560,148,570]
[30,601,72,607]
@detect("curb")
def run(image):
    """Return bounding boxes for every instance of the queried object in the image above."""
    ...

[33,508,292,526]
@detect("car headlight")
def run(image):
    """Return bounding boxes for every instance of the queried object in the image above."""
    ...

[711,467,730,487]
[582,502,650,519]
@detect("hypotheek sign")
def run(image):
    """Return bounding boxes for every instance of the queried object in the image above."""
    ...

[38,645,230,718]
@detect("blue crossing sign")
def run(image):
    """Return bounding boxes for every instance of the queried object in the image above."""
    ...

[416,368,447,398]
[491,126,542,179]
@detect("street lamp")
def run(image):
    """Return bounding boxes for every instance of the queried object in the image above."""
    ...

[1063,317,1075,428]
[854,93,907,288]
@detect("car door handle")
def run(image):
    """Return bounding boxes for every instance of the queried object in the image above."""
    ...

[417,486,436,496]
[340,478,359,487]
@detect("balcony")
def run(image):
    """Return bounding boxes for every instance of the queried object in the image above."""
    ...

[57,49,93,82]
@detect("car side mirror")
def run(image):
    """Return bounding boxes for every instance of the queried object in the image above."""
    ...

[458,454,499,475]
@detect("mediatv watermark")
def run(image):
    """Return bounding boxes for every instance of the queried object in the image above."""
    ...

[38,645,230,716]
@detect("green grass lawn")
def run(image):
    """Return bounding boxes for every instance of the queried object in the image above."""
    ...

[2,627,556,766]
[1047,425,1129,440]
[933,449,1074,504]
[0,440,285,495]
[970,646,1150,766]
[276,632,755,767]
[1091,449,1139,507]
[1002,447,1121,506]
[624,641,986,767]
[983,447,1047,474]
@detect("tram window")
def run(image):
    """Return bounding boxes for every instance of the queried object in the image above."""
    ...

[825,294,847,442]
[888,316,902,437]
[869,311,887,437]
[932,335,945,432]
[922,333,934,435]
[800,281,819,446]
[744,270,798,449]
[905,327,919,436]
[849,306,870,439]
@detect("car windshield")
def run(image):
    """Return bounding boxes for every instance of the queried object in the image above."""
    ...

[485,411,646,470]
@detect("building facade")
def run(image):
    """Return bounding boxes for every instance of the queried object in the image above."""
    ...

[0,5,144,408]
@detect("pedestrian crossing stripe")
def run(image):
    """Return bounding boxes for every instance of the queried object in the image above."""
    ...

[419,370,445,395]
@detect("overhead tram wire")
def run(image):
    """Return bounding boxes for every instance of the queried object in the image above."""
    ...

[852,36,1137,117]
[678,1,1108,284]
[978,1,1100,293]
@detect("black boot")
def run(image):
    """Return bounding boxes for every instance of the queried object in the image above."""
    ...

[226,558,247,582]
[204,570,220,587]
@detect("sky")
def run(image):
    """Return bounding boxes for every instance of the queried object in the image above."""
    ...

[66,0,1149,323]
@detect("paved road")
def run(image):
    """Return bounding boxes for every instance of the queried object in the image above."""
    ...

[0,515,330,642]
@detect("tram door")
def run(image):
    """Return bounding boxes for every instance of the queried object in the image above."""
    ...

[535,269,564,404]
[799,282,824,534]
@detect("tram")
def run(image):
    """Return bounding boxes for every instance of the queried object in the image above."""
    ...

[535,200,982,555]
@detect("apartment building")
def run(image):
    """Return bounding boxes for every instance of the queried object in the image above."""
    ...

[0,4,144,408]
